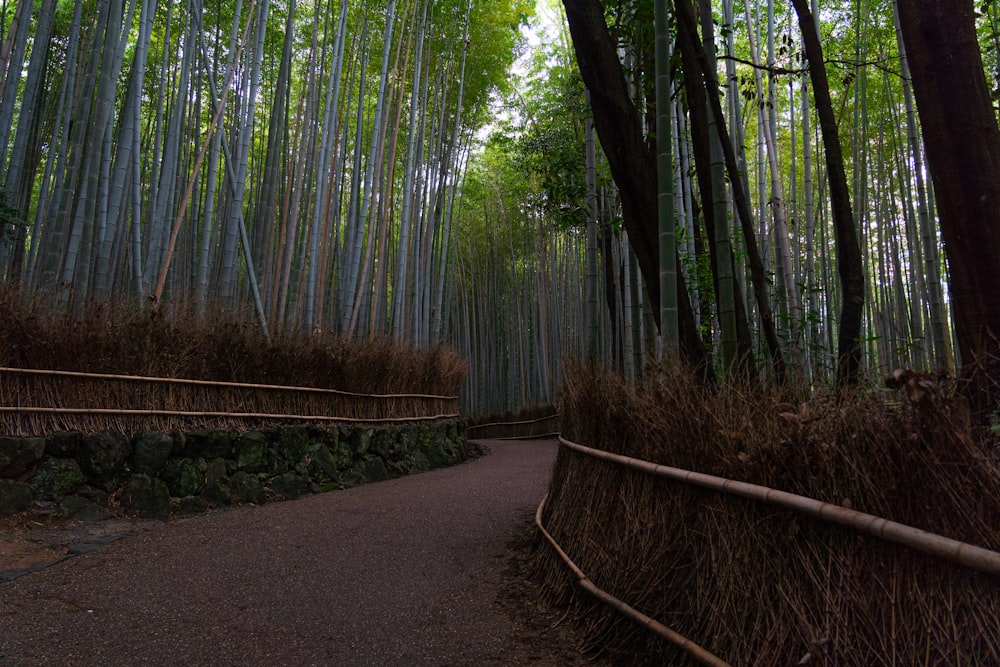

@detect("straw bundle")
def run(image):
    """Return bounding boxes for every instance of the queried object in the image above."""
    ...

[534,362,1000,665]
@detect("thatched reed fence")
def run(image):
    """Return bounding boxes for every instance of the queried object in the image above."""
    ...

[0,367,460,436]
[535,364,1000,665]
[555,436,1000,576]
[538,435,1000,666]
[466,412,561,440]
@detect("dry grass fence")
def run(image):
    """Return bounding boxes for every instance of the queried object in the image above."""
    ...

[0,285,468,436]
[533,363,1000,666]
[0,367,459,436]
[466,404,560,440]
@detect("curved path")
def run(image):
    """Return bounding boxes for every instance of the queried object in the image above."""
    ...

[0,440,580,667]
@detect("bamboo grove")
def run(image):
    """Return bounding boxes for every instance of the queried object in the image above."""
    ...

[0,0,531,345]
[0,1,998,417]
[456,0,1000,414]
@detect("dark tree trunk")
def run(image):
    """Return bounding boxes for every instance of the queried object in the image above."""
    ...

[675,18,757,381]
[673,0,786,384]
[791,0,866,388]
[561,0,711,376]
[896,0,1000,416]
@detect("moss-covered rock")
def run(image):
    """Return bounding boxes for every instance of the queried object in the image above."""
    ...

[77,431,132,491]
[389,451,432,476]
[29,458,85,497]
[201,458,230,505]
[235,430,269,472]
[169,430,186,456]
[360,457,388,483]
[306,444,341,484]
[397,426,420,459]
[307,425,339,451]
[340,467,364,487]
[121,474,171,519]
[267,471,312,499]
[229,471,262,504]
[133,430,175,476]
[0,436,46,479]
[3,420,468,518]
[173,495,211,515]
[0,479,32,516]
[59,494,111,520]
[185,430,234,460]
[162,458,207,497]
[350,427,373,458]
[269,426,312,468]
[45,431,82,457]
[370,428,398,461]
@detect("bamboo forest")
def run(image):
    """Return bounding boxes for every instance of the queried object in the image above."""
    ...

[0,0,998,417]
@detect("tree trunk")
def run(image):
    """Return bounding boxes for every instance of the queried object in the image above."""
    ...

[561,0,710,376]
[895,0,1000,415]
[792,0,866,387]
[673,0,784,383]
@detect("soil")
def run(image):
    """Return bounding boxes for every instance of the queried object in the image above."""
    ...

[0,505,161,582]
[495,519,621,666]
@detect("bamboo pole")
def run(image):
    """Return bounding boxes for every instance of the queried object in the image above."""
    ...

[465,414,561,431]
[535,493,732,667]
[0,407,458,423]
[559,436,1000,576]
[0,368,458,401]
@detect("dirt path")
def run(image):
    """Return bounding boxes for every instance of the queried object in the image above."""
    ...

[0,440,604,666]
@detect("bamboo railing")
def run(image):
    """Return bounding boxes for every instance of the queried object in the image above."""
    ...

[465,413,561,440]
[537,434,1000,664]
[0,367,460,436]
[535,492,732,667]
[556,436,1000,576]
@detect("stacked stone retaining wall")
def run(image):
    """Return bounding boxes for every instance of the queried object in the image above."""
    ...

[0,420,469,519]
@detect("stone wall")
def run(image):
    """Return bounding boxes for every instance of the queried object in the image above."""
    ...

[0,420,470,519]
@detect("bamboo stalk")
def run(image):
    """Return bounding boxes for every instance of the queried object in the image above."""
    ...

[559,436,1000,577]
[535,493,732,667]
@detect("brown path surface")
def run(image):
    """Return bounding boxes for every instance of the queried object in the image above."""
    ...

[0,440,592,667]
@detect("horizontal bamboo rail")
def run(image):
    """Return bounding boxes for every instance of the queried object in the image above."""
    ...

[483,432,561,441]
[0,367,458,400]
[0,367,460,434]
[466,413,560,431]
[535,493,731,667]
[0,407,459,423]
[559,436,1000,577]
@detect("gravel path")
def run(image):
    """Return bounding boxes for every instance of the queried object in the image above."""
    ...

[0,440,589,667]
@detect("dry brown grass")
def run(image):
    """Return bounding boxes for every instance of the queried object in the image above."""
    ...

[0,285,468,434]
[534,361,1000,666]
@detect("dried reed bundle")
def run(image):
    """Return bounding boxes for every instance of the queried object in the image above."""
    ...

[534,362,1000,665]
